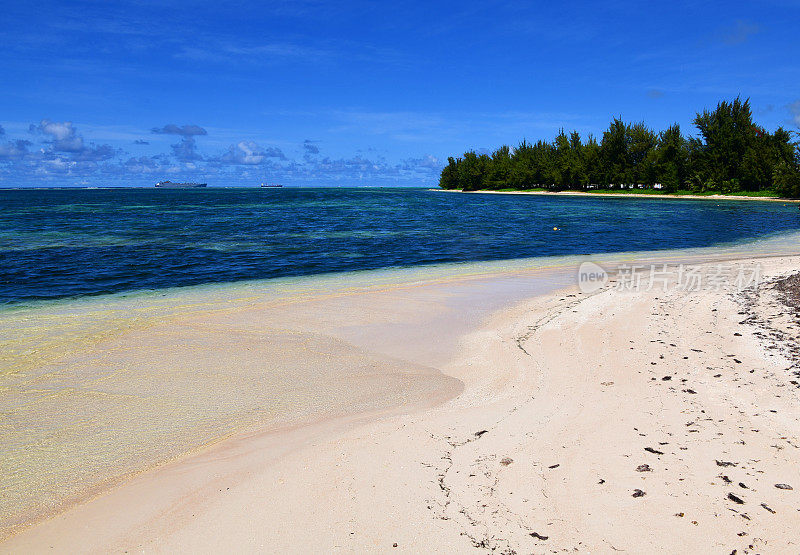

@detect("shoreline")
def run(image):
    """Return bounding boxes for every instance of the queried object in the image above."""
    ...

[432,188,800,203]
[3,236,800,551]
[4,251,800,552]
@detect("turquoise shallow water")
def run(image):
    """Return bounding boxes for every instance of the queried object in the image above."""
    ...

[1,187,800,304]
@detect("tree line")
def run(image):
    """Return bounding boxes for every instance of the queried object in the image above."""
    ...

[439,98,800,198]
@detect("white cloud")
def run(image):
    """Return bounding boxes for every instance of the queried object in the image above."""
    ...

[2,116,443,186]
[151,124,207,137]
[721,20,761,45]
[227,141,264,165]
[788,100,800,127]
[214,141,286,165]
[27,119,117,161]
[401,154,441,170]
[174,42,335,66]
[0,139,32,161]
[31,119,85,152]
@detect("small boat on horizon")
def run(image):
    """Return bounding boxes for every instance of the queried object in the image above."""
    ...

[260,182,283,188]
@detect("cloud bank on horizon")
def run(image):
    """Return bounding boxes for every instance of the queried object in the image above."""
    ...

[0,0,798,187]
[0,119,442,186]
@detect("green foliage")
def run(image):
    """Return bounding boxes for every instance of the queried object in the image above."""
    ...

[438,97,800,198]
[439,157,460,189]
[654,124,688,193]
[774,160,800,198]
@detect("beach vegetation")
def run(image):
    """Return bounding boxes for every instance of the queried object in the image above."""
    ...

[440,98,800,198]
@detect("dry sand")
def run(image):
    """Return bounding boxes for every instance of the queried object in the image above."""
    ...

[2,249,800,553]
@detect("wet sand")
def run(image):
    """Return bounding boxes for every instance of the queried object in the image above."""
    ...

[0,257,579,539]
[2,234,800,552]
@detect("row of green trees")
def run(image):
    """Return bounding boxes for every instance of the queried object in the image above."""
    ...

[439,98,800,198]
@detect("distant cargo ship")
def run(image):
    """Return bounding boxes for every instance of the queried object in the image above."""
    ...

[155,181,207,188]
[260,182,282,188]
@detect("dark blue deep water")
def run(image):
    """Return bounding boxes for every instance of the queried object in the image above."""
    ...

[2,187,799,304]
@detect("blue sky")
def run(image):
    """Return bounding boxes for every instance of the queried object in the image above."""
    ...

[1,0,799,187]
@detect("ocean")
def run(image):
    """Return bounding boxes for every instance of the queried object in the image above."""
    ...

[2,187,800,305]
[3,186,800,537]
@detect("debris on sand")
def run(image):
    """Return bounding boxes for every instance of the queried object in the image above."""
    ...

[548,463,560,469]
[775,483,793,490]
[727,493,745,504]
[632,489,646,498]
[716,460,737,467]
[761,503,776,514]
[474,430,488,438]
[530,532,549,541]
[500,457,513,466]
[645,447,664,455]
[636,464,652,472]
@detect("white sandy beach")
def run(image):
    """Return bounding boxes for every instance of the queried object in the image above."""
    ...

[433,188,800,203]
[2,239,800,553]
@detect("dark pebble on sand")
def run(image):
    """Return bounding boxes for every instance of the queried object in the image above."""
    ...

[632,489,646,497]
[636,464,652,472]
[727,493,745,504]
[775,483,793,490]
[645,447,664,455]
